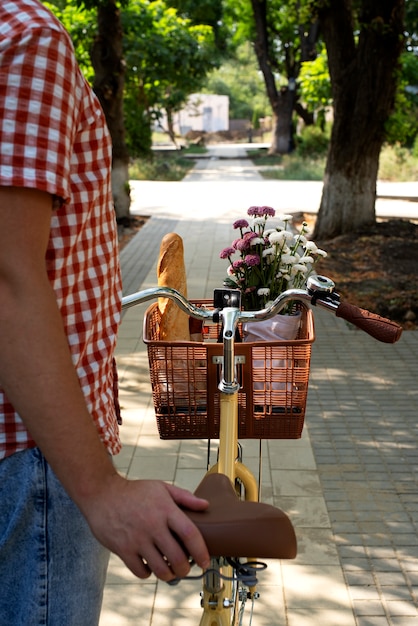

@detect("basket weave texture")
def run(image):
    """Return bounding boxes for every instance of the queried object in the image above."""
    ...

[144,301,314,440]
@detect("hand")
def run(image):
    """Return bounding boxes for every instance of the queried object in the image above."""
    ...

[83,475,210,581]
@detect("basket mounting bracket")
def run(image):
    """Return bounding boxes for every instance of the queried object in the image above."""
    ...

[212,355,246,365]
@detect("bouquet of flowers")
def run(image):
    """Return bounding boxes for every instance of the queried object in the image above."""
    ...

[220,206,327,312]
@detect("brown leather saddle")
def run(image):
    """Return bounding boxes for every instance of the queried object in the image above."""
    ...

[185,472,297,559]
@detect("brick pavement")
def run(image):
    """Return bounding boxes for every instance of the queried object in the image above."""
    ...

[100,147,418,626]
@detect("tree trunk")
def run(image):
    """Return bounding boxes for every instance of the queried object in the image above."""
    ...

[250,0,292,154]
[269,87,296,154]
[91,0,131,220]
[250,0,319,154]
[165,108,179,148]
[313,0,405,239]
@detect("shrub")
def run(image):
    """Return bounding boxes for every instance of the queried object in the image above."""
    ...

[295,125,330,158]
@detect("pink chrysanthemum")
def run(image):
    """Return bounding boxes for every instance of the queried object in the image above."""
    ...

[219,246,236,259]
[233,219,249,229]
[247,205,275,217]
[244,254,260,267]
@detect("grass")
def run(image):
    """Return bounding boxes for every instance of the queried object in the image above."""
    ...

[129,150,196,181]
[261,156,326,181]
[378,144,418,181]
[129,141,418,183]
[248,143,418,182]
[247,148,326,181]
[183,144,208,155]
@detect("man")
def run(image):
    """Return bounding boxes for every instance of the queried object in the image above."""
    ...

[0,2,209,624]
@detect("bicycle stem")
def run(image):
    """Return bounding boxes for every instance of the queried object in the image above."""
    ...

[217,307,241,394]
[217,277,338,393]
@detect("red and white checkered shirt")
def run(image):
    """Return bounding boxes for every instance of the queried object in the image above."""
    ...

[0,0,122,459]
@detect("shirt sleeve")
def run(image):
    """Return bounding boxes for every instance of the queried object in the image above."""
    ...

[0,23,79,203]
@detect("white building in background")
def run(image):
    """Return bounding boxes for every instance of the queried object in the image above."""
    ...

[164,94,229,134]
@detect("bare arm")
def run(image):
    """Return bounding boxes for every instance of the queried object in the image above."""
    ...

[0,186,209,580]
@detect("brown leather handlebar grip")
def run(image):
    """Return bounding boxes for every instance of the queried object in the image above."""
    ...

[335,301,403,343]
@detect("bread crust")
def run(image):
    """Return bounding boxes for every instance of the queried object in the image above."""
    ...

[157,233,191,341]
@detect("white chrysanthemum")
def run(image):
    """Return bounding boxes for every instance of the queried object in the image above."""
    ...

[262,247,275,257]
[279,261,295,273]
[278,214,293,222]
[281,253,298,264]
[253,217,265,226]
[268,231,285,244]
[257,287,270,296]
[299,255,314,264]
[250,237,264,246]
[304,241,318,253]
[269,230,294,244]
[291,263,308,275]
[316,248,328,257]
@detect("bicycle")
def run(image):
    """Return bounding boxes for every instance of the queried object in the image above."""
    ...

[121,274,402,626]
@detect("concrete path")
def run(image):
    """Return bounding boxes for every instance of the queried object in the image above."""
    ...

[100,144,418,626]
[129,143,418,222]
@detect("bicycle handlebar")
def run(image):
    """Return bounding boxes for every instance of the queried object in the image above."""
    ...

[335,301,403,343]
[121,276,402,344]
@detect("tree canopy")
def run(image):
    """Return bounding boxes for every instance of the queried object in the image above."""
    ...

[122,0,218,151]
[46,0,417,235]
[46,0,222,155]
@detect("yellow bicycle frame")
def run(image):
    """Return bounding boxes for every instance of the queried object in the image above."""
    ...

[200,388,258,625]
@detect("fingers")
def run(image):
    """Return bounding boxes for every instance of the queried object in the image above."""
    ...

[166,511,210,573]
[123,553,152,580]
[140,540,190,582]
[86,478,210,582]
[164,483,210,572]
[123,531,195,582]
[135,507,209,581]
[166,483,209,512]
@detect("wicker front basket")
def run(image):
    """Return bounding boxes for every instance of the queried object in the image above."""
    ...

[143,300,315,440]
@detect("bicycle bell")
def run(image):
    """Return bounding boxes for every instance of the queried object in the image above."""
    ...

[307,275,335,294]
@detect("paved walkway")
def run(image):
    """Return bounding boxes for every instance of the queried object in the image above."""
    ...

[100,145,418,626]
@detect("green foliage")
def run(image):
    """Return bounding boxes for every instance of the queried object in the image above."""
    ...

[405,0,418,51]
[258,155,326,181]
[121,0,218,154]
[246,149,282,166]
[247,147,325,181]
[122,0,216,111]
[295,124,330,157]
[46,0,220,157]
[225,0,317,77]
[203,42,270,121]
[165,0,228,52]
[298,47,332,129]
[73,0,129,8]
[129,151,195,180]
[124,105,153,157]
[45,0,418,157]
[44,1,96,81]
[385,51,418,147]
[378,143,418,181]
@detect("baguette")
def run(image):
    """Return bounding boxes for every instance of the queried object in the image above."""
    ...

[157,233,191,341]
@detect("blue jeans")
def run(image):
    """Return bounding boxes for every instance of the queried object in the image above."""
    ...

[0,448,110,625]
